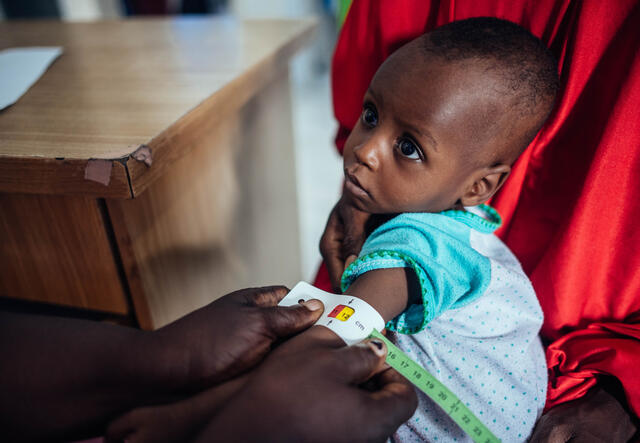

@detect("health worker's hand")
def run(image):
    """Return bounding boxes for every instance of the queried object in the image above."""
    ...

[529,386,636,443]
[106,376,248,443]
[196,338,418,443]
[320,196,371,292]
[155,285,324,389]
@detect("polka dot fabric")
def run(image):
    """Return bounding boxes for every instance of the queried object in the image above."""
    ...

[392,230,545,442]
[345,208,546,442]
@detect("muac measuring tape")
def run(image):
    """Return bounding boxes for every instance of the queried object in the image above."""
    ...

[279,282,500,443]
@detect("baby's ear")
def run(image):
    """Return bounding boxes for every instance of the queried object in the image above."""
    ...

[460,164,511,207]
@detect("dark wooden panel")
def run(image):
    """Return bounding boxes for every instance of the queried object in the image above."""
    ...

[0,193,129,314]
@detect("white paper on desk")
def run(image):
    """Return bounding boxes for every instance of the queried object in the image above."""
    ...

[0,47,63,110]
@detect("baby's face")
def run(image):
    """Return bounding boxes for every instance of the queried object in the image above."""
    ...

[343,46,508,214]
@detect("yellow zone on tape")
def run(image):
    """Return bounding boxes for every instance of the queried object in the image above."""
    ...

[368,329,501,443]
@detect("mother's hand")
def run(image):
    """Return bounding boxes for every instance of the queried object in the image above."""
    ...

[320,196,371,292]
[155,286,324,389]
[529,386,636,442]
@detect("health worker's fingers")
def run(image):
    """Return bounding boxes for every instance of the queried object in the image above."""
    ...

[364,368,418,435]
[105,409,143,443]
[370,368,417,403]
[241,285,290,307]
[332,339,387,384]
[262,300,324,340]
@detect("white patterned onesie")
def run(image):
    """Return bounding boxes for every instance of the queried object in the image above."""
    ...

[341,205,546,442]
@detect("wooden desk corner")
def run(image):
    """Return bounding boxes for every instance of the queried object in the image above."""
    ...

[0,17,315,329]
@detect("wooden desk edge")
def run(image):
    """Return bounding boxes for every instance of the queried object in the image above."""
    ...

[127,19,316,198]
[0,18,317,200]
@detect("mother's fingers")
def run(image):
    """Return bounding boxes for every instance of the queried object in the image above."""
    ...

[320,208,348,292]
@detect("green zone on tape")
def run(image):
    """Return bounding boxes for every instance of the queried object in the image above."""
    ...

[368,329,501,443]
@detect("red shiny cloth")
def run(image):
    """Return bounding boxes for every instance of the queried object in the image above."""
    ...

[314,0,640,415]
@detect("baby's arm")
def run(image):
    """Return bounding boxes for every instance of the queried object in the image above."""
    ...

[279,267,420,354]
[343,267,420,322]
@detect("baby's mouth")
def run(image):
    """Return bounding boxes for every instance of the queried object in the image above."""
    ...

[344,169,372,199]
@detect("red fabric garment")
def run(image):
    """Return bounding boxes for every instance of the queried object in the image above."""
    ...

[315,0,640,415]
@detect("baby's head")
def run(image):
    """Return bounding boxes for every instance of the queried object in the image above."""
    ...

[343,17,559,214]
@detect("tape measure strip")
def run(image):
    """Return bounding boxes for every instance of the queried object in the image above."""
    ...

[279,283,500,442]
[369,329,501,443]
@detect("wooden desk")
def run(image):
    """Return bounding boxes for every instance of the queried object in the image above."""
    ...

[0,17,314,329]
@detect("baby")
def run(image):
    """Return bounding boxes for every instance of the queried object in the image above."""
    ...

[333,17,559,442]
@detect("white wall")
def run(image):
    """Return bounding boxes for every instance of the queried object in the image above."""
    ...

[230,0,343,281]
[230,0,317,18]
[58,0,122,21]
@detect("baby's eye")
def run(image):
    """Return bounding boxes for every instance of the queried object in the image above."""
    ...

[361,103,378,127]
[397,138,421,160]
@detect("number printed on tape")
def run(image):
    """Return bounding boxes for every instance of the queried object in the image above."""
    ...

[368,329,501,443]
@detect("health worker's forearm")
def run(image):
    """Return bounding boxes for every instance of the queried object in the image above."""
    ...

[0,312,188,441]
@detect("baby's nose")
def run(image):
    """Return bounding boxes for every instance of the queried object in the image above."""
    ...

[354,141,380,171]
